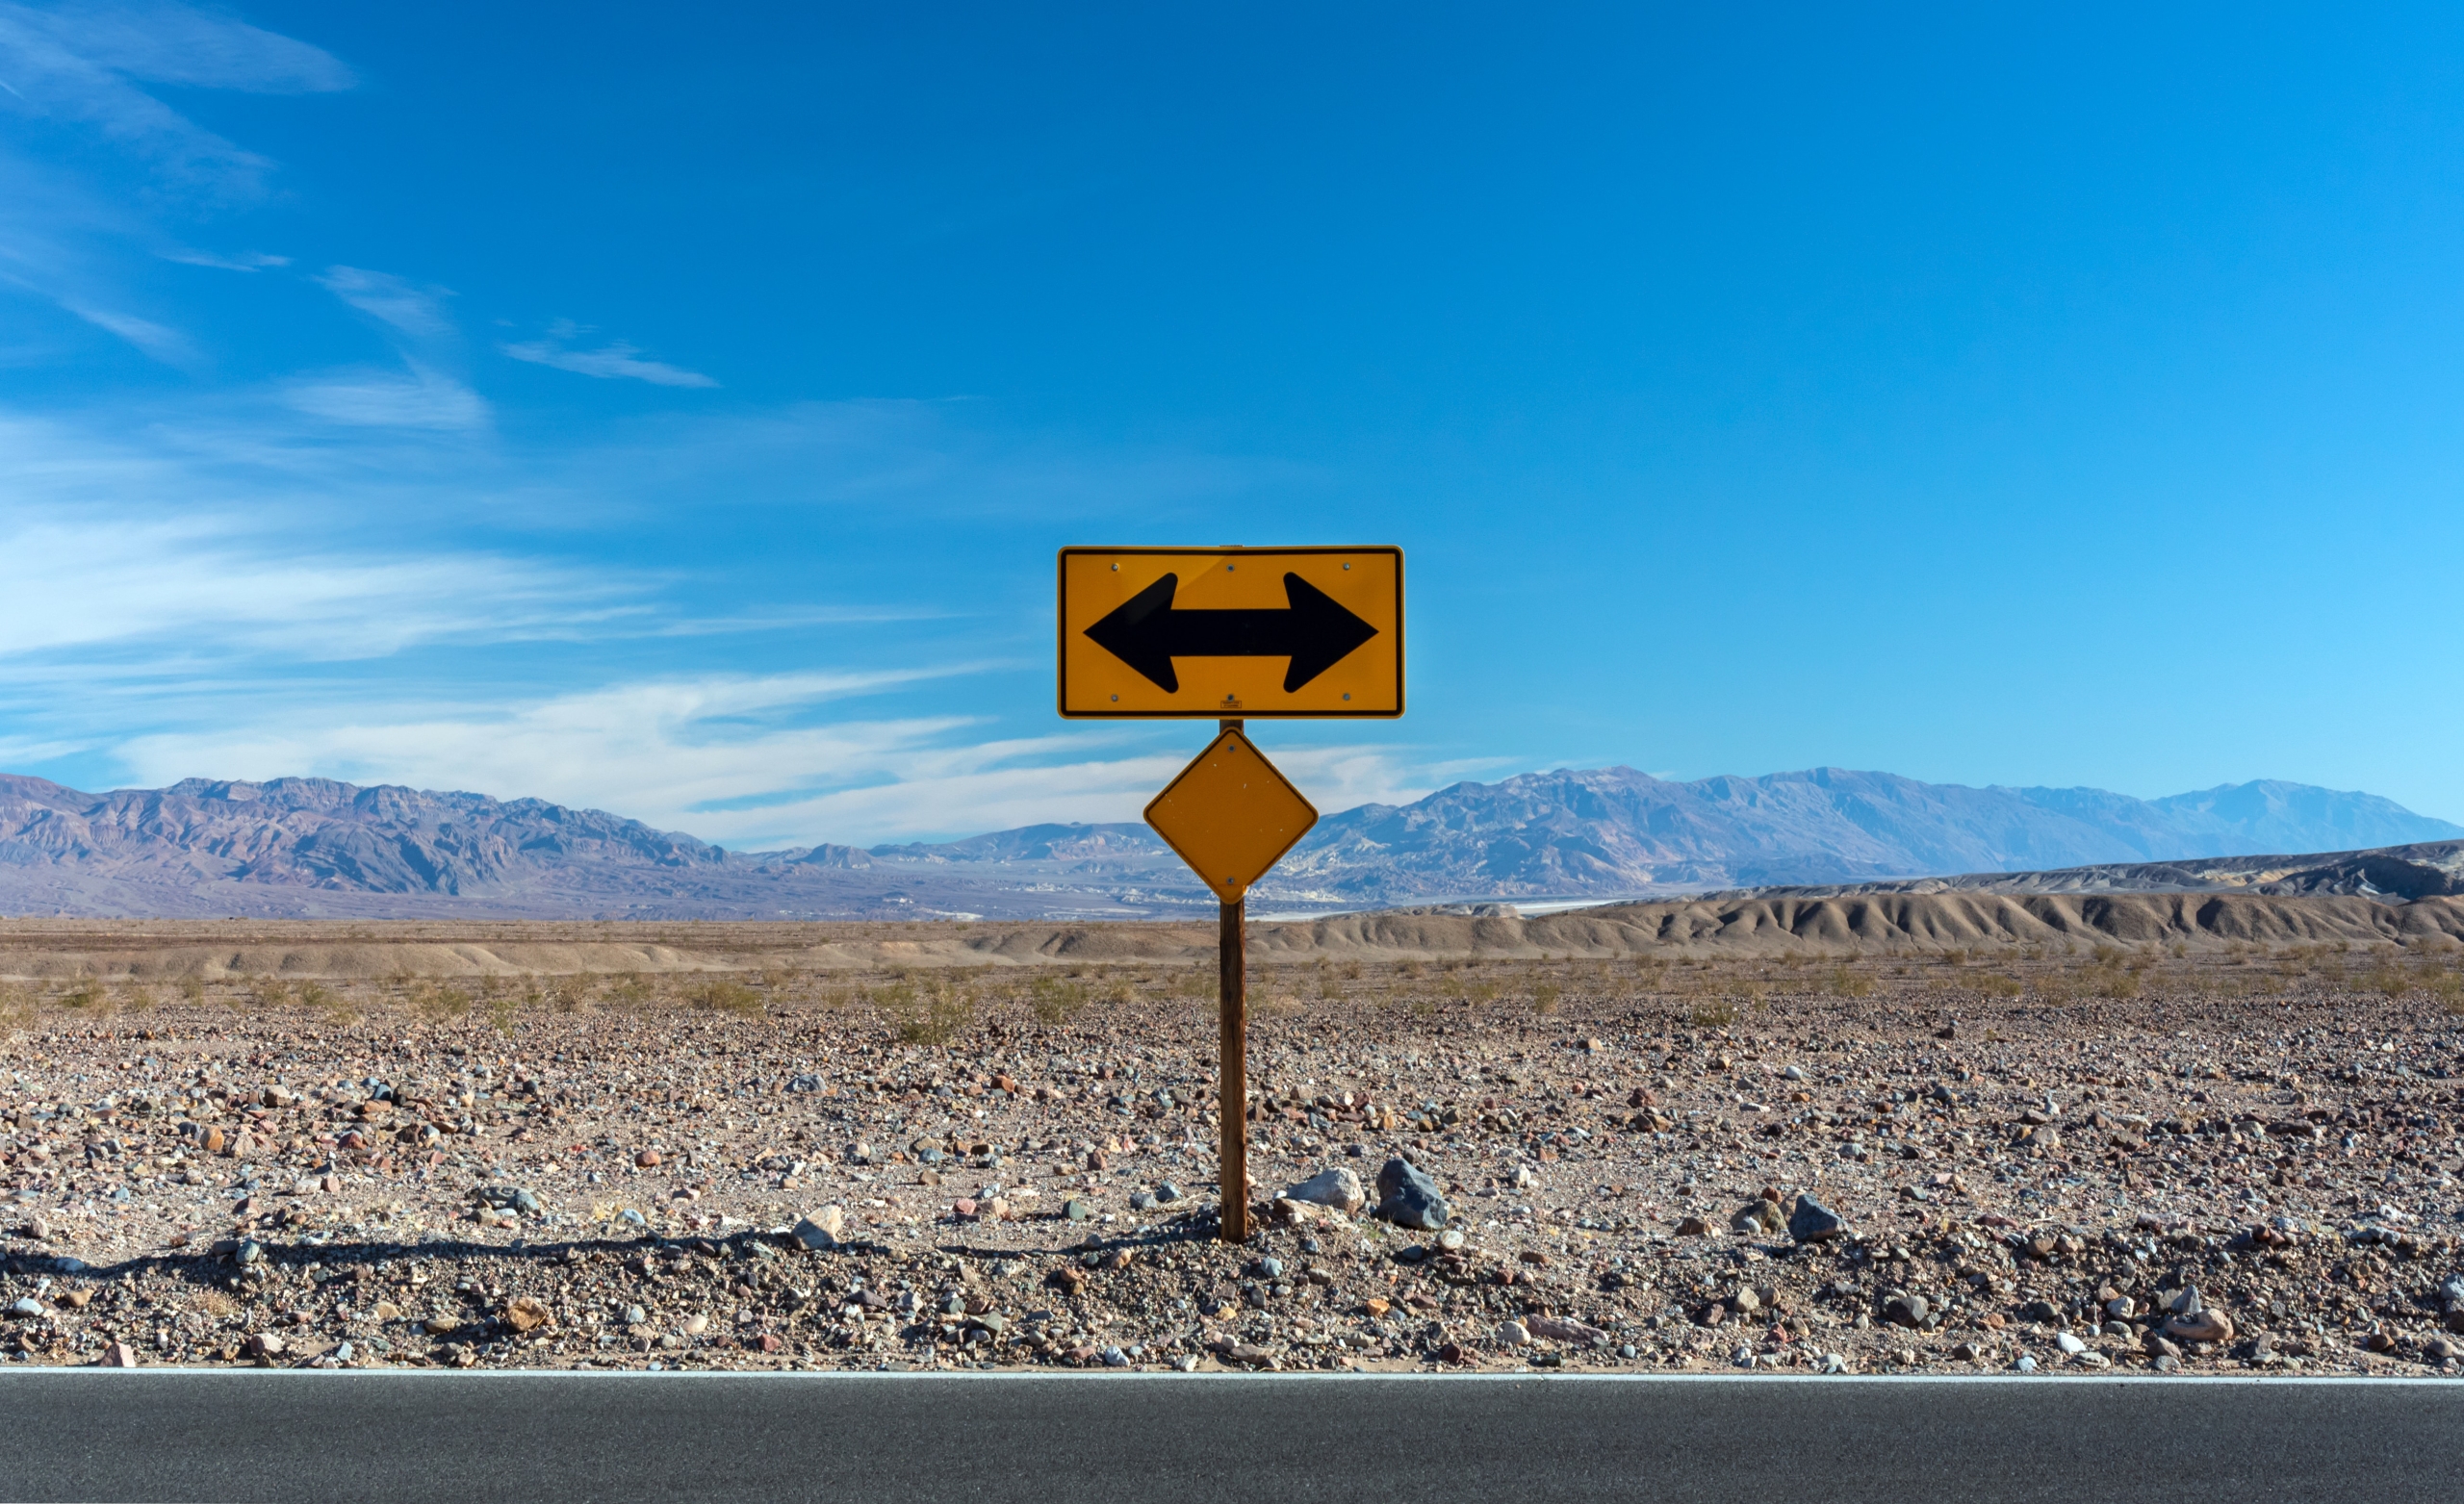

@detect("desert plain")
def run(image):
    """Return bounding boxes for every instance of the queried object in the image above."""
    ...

[5,893,2464,1379]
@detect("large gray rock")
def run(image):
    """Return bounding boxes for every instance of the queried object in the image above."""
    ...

[1374,1158,1450,1231]
[1788,1193,1848,1243]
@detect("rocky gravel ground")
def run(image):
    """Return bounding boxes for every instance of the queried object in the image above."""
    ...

[6,942,2464,1377]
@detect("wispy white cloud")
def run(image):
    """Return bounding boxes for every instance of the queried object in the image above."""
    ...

[317,266,456,344]
[158,246,290,271]
[0,2,350,198]
[0,410,613,661]
[113,671,997,841]
[48,295,195,364]
[502,320,717,388]
[283,360,488,430]
[0,4,346,360]
[47,2,354,92]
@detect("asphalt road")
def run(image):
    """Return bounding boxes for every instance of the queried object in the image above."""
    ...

[2,1372,2456,1503]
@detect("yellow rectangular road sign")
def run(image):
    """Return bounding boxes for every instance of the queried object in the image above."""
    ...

[1058,546,1402,718]
[1143,727,1320,903]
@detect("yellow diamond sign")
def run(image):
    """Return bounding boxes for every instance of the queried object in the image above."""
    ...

[1143,728,1320,904]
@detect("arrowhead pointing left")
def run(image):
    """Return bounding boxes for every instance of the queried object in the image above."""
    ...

[1278,573,1378,691]
[1084,573,1182,691]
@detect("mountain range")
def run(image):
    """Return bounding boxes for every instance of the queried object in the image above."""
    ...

[0,767,2451,921]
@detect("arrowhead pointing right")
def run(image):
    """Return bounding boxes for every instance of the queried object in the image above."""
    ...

[1278,574,1378,692]
[1084,573,1182,692]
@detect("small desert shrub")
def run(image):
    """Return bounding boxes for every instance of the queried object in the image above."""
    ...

[413,982,474,1022]
[178,975,206,1003]
[1030,976,1088,1025]
[58,979,105,1010]
[1975,973,2023,999]
[2362,964,2411,1000]
[2094,968,2142,1001]
[1466,979,1502,1005]
[685,979,764,1017]
[882,979,970,1044]
[1823,967,1874,999]
[604,973,654,1008]
[1689,999,1740,1029]
[1530,980,1562,1014]
[2430,969,2464,1012]
[1254,992,1304,1021]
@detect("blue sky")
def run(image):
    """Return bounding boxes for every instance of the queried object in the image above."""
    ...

[3,2,2462,847]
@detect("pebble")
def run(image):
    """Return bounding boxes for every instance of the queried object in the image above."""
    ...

[1732,1198,1784,1236]
[1063,1198,1092,1222]
[1154,1182,1183,1203]
[1496,1320,1532,1346]
[792,1207,845,1250]
[1281,1167,1367,1214]
[7,1298,40,1318]
[1527,1314,1609,1345]
[2162,1311,2234,1344]
[1127,1191,1157,1211]
[2013,1355,2039,1373]
[2055,1332,2087,1355]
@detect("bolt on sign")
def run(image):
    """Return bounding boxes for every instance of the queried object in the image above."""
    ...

[1056,546,1403,718]
[1057,543,1404,1245]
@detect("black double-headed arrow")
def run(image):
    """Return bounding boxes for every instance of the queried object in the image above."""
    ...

[1084,572,1378,693]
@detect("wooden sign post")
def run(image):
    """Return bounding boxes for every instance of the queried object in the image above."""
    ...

[1059,548,1404,1242]
[1217,722,1248,1241]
